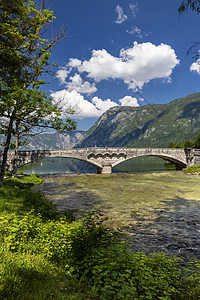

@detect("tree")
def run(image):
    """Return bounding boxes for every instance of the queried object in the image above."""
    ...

[184,138,194,148]
[0,0,76,186]
[168,141,176,148]
[179,1,200,60]
[194,134,200,148]
[175,141,184,148]
[178,0,200,14]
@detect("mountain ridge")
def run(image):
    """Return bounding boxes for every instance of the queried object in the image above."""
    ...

[76,93,200,148]
[1,93,200,150]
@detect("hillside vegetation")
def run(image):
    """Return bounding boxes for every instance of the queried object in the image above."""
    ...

[77,93,200,148]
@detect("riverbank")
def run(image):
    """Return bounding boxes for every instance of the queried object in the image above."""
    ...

[1,174,200,299]
[36,171,200,260]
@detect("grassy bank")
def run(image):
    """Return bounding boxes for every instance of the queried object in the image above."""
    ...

[0,175,200,299]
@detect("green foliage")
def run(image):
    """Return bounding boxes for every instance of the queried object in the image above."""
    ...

[168,141,185,148]
[0,175,200,298]
[74,249,182,299]
[4,171,12,178]
[168,141,176,148]
[4,174,44,188]
[194,133,200,148]
[168,133,200,149]
[0,248,67,299]
[183,164,200,174]
[184,138,195,148]
[0,176,58,219]
[175,141,184,148]
[1,206,200,299]
[0,0,76,185]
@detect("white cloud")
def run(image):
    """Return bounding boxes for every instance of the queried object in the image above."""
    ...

[56,68,70,85]
[129,3,138,17]
[126,26,143,38]
[51,90,140,119]
[68,58,82,68]
[51,90,99,118]
[66,74,97,95]
[51,90,118,119]
[91,97,118,111]
[76,42,179,90]
[190,61,200,74]
[115,5,127,24]
[119,96,139,107]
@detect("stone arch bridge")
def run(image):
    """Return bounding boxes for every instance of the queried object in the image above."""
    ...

[2,147,199,174]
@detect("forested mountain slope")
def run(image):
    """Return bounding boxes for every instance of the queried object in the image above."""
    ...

[76,93,200,148]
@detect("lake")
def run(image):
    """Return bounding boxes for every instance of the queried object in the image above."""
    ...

[19,156,176,175]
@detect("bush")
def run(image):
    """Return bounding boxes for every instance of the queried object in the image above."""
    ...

[1,209,200,299]
[183,164,200,174]
[71,247,182,299]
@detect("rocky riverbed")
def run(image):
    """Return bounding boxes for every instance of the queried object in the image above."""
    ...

[35,172,200,260]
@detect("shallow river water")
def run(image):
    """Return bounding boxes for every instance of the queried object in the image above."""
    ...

[34,171,200,260]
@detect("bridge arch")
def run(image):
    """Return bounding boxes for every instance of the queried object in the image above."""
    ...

[112,153,187,170]
[5,149,104,173]
[18,156,102,170]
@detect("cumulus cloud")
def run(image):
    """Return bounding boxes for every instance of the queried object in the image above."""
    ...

[91,97,118,111]
[76,42,179,90]
[51,90,100,118]
[119,96,139,106]
[54,42,179,119]
[56,67,97,95]
[190,61,200,74]
[115,5,127,24]
[51,90,119,119]
[66,74,97,95]
[51,90,140,119]
[56,68,70,85]
[68,58,82,68]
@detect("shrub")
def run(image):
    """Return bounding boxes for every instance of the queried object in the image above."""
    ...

[72,247,182,299]
[183,164,200,174]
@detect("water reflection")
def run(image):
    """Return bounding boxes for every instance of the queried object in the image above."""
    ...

[19,156,176,175]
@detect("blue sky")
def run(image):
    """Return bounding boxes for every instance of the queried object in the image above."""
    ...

[47,0,200,130]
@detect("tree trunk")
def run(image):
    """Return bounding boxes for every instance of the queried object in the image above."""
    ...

[12,121,19,178]
[0,113,15,187]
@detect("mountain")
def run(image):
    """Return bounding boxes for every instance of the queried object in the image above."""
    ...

[1,93,200,151]
[0,131,85,150]
[76,93,200,148]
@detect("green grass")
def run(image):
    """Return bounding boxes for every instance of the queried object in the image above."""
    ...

[1,175,200,299]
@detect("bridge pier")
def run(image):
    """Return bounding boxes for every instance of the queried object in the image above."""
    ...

[96,163,112,174]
